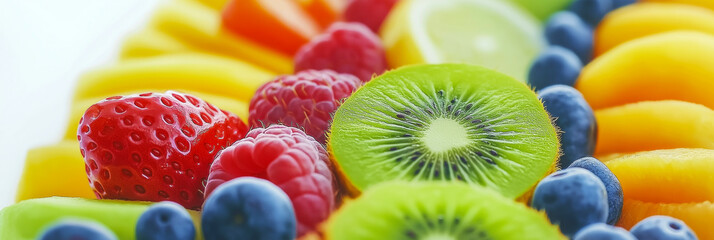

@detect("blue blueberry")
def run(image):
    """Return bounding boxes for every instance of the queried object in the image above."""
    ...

[545,11,594,63]
[528,46,583,91]
[612,0,636,9]
[202,177,296,240]
[38,219,117,240]
[574,223,637,240]
[570,157,623,225]
[531,168,608,237]
[631,216,698,240]
[569,0,613,27]
[136,201,195,240]
[538,85,597,168]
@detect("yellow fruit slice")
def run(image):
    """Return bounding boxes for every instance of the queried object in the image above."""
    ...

[595,101,714,156]
[595,3,714,56]
[72,53,273,104]
[194,0,228,10]
[64,91,248,140]
[16,141,95,202]
[576,31,714,110]
[380,0,543,81]
[119,29,198,59]
[605,149,714,239]
[642,0,714,11]
[149,0,292,73]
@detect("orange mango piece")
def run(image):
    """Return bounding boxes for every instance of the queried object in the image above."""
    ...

[16,141,95,202]
[221,0,320,56]
[297,0,345,28]
[595,101,714,156]
[595,3,714,56]
[576,31,714,110]
[149,0,293,73]
[605,149,714,239]
[618,199,714,240]
[642,0,714,11]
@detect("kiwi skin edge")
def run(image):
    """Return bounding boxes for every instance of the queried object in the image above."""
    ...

[326,72,562,205]
[326,64,563,203]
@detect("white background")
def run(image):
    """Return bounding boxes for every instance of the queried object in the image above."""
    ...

[0,0,165,208]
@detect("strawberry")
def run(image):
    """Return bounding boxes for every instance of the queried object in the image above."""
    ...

[77,91,248,210]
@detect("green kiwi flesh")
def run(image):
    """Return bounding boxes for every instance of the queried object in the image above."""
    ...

[325,182,564,240]
[328,64,558,198]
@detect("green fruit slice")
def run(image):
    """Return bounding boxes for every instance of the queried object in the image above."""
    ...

[328,64,558,198]
[381,0,544,82]
[0,197,201,240]
[326,182,565,239]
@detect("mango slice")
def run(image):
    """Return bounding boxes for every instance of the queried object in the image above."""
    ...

[576,31,714,110]
[149,0,293,73]
[15,141,95,202]
[73,53,273,104]
[595,101,714,156]
[64,91,248,140]
[605,149,714,239]
[642,0,714,11]
[595,3,714,56]
[0,197,201,240]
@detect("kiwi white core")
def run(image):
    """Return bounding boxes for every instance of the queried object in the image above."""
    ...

[421,118,469,153]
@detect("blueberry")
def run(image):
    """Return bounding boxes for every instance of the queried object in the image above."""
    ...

[528,46,583,91]
[545,11,594,63]
[612,0,635,9]
[531,168,608,237]
[136,201,195,240]
[631,215,698,240]
[570,157,623,225]
[38,219,117,240]
[569,0,613,27]
[202,177,296,240]
[538,85,597,168]
[574,223,637,240]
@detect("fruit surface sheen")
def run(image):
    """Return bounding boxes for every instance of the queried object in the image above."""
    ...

[329,64,559,198]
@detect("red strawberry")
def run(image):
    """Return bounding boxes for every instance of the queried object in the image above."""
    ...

[249,70,361,144]
[77,91,248,209]
[294,22,387,83]
[205,125,335,237]
[344,0,399,33]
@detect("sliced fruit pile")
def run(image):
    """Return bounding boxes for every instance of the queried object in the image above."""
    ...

[525,0,714,238]
[3,0,714,239]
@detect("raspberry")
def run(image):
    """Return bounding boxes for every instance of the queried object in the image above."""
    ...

[205,125,335,237]
[294,22,387,83]
[248,70,361,144]
[344,0,400,33]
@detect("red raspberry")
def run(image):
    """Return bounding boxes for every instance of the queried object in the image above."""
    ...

[344,0,400,33]
[294,22,387,83]
[248,70,361,144]
[77,91,248,210]
[205,125,335,237]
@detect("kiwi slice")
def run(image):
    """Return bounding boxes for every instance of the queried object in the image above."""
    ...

[328,64,558,198]
[325,182,564,239]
